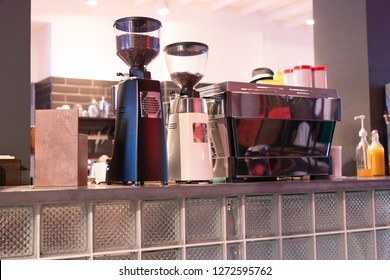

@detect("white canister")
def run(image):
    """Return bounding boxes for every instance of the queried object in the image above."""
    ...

[283,68,293,86]
[293,65,312,87]
[312,65,328,88]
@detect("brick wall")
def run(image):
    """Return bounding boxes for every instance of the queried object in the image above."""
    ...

[34,77,117,112]
[34,76,209,111]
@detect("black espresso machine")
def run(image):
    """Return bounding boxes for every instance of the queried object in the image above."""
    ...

[199,81,341,181]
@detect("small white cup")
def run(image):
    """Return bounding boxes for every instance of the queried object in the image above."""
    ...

[330,146,342,178]
[93,161,107,184]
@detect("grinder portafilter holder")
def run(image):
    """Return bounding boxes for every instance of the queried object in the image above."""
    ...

[114,17,161,79]
[164,42,208,97]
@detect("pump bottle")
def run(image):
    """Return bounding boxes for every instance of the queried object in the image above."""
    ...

[370,129,385,176]
[354,115,372,177]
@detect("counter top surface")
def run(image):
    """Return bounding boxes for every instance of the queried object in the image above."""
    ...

[1,177,390,205]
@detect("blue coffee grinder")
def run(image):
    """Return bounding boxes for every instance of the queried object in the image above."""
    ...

[106,17,168,185]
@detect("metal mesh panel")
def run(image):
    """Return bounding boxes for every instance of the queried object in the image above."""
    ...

[186,198,222,243]
[141,200,181,247]
[93,201,136,251]
[375,190,390,227]
[315,192,344,232]
[94,252,138,260]
[0,206,34,258]
[142,248,182,260]
[40,204,87,256]
[245,195,278,238]
[281,194,312,235]
[186,244,223,260]
[282,237,314,260]
[346,191,373,229]
[316,233,345,260]
[246,239,280,260]
[376,229,390,260]
[347,231,375,260]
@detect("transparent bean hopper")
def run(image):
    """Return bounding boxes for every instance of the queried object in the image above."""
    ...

[106,17,168,185]
[164,42,213,182]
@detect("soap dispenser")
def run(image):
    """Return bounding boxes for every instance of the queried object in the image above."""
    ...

[370,129,385,176]
[354,115,372,177]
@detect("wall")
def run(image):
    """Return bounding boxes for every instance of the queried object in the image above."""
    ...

[366,0,390,173]
[0,0,31,184]
[31,3,314,84]
[34,77,116,110]
[262,22,314,69]
[314,0,370,176]
[31,22,51,83]
[314,0,390,176]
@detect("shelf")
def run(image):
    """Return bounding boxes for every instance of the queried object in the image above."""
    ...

[78,117,115,158]
[78,117,115,137]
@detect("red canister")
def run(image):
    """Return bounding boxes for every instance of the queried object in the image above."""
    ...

[283,68,293,86]
[293,65,312,87]
[312,65,327,88]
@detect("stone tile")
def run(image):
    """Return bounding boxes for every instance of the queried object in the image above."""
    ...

[35,81,51,92]
[35,91,51,109]
[51,77,66,84]
[93,80,117,88]
[79,87,105,96]
[104,88,114,97]
[66,94,94,104]
[66,78,92,86]
[51,93,66,101]
[35,84,51,95]
[52,85,79,94]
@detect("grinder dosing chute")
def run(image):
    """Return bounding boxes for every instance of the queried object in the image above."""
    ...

[164,42,213,182]
[106,17,168,185]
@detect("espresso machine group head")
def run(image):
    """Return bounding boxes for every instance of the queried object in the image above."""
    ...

[164,42,213,182]
[106,17,168,185]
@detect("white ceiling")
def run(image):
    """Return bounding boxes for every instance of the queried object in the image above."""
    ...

[31,0,313,28]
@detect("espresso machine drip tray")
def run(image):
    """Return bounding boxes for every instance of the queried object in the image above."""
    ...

[199,81,342,181]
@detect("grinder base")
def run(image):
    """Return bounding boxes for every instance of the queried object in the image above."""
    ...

[106,78,168,184]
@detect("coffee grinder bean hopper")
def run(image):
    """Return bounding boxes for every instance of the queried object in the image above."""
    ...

[106,17,168,185]
[164,42,213,182]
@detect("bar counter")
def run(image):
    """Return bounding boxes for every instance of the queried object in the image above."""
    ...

[1,176,390,204]
[1,177,389,260]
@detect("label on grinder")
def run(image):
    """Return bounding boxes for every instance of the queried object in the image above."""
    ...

[193,123,208,143]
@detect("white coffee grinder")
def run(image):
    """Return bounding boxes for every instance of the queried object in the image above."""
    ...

[164,42,213,182]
